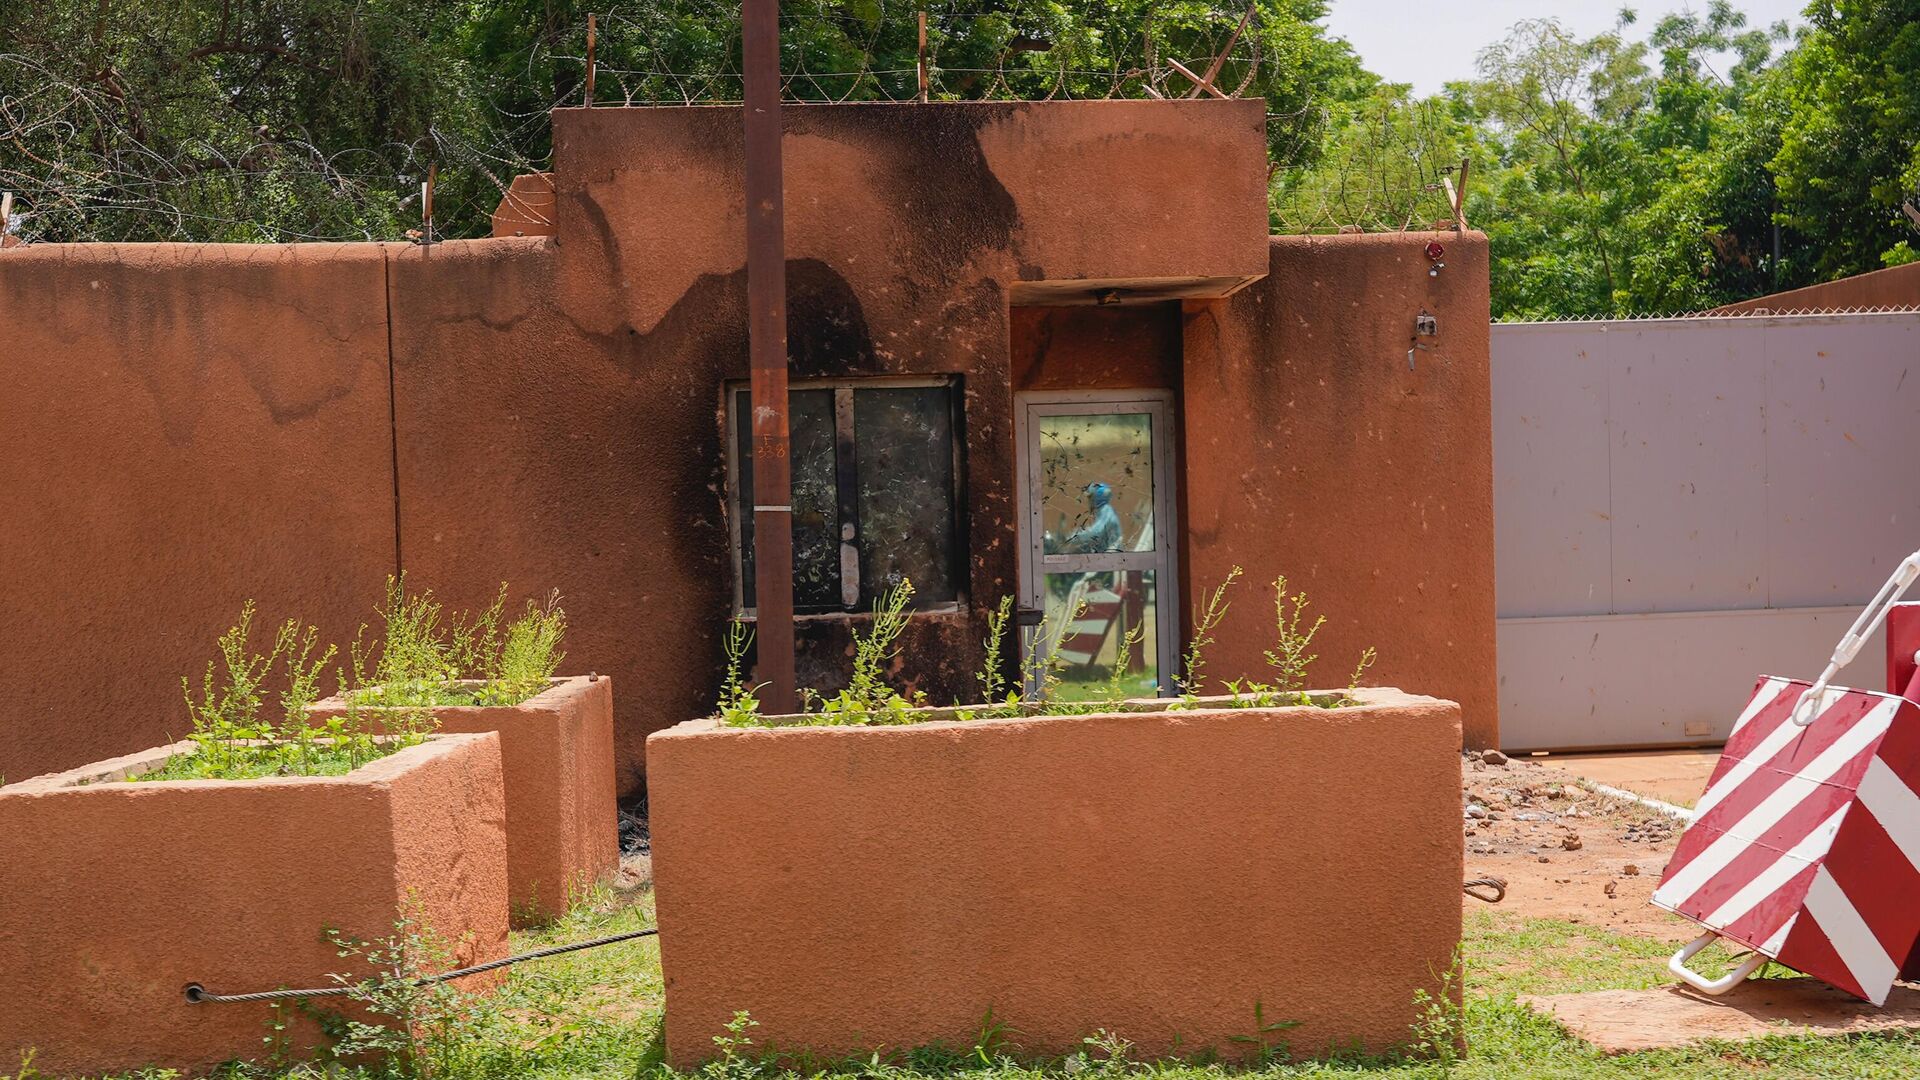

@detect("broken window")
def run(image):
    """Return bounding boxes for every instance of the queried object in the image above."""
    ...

[729,378,963,615]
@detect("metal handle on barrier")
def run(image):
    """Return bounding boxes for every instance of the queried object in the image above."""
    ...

[1794,551,1920,726]
[1668,931,1769,996]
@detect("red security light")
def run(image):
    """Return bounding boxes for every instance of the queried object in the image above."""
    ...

[1425,241,1445,261]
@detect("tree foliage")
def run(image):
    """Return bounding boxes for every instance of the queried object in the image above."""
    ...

[1770,0,1920,276]
[1286,0,1920,318]
[0,1,509,241]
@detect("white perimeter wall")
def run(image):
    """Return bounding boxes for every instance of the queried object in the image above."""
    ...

[1493,311,1920,750]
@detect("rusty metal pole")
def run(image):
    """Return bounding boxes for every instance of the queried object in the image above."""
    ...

[917,12,929,103]
[584,14,597,106]
[743,0,798,714]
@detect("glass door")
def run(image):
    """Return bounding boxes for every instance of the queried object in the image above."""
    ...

[1015,391,1179,699]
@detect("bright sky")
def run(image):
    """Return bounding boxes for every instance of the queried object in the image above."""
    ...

[1320,0,1812,96]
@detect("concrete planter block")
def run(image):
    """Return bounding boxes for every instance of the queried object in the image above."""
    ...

[311,676,619,926]
[647,688,1463,1066]
[0,732,509,1077]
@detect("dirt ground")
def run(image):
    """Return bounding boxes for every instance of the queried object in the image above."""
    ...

[1459,751,1693,941]
[1532,748,1719,808]
[1523,981,1920,1054]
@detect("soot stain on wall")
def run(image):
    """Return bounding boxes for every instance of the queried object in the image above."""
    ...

[792,106,1023,299]
[619,257,886,658]
[614,251,994,708]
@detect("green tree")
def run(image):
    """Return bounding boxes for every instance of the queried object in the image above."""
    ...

[0,1,507,242]
[1468,16,1654,316]
[1268,83,1474,233]
[1770,0,1920,275]
[9,0,1919,318]
[1286,2,1827,319]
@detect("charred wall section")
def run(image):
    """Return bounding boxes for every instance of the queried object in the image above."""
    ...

[1011,304,1182,391]
[492,100,1266,789]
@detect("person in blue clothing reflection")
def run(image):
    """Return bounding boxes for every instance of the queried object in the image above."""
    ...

[1059,481,1122,554]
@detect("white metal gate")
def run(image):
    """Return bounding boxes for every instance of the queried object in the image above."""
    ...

[1493,310,1920,749]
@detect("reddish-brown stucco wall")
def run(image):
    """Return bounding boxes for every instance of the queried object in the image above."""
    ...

[648,689,1463,1064]
[1011,304,1182,391]
[491,172,557,238]
[1709,261,1920,313]
[1,104,1499,788]
[0,244,399,783]
[0,732,508,1076]
[1181,233,1498,746]
[392,101,1269,791]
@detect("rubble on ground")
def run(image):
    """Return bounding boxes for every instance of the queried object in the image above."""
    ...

[1461,750,1691,937]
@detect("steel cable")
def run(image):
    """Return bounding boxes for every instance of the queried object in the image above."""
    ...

[184,927,658,1004]
[1463,876,1507,903]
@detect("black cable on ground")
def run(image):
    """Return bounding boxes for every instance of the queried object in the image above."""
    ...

[184,927,658,1004]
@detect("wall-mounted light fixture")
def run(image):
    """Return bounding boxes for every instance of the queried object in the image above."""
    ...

[1408,308,1438,370]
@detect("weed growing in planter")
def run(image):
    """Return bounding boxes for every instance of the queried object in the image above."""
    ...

[965,593,1083,719]
[716,620,765,727]
[1263,575,1323,692]
[348,577,480,706]
[722,580,933,727]
[1015,594,1087,711]
[808,579,928,725]
[350,577,567,709]
[136,602,425,781]
[976,595,1014,708]
[712,564,1380,728]
[1100,618,1147,705]
[1178,565,1242,701]
[474,591,567,705]
[1349,646,1379,696]
[1176,567,1379,710]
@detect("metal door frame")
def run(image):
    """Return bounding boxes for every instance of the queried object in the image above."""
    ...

[1014,390,1180,694]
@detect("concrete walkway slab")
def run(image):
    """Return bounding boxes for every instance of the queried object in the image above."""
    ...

[1530,748,1720,808]
[1522,979,1920,1054]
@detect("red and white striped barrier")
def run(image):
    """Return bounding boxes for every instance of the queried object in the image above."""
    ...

[1653,551,1920,1004]
[1652,677,1920,1003]
[1053,582,1124,668]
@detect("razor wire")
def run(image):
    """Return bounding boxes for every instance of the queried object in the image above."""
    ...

[1494,302,1920,324]
[0,2,1452,245]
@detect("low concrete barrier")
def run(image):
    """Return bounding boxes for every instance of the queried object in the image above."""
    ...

[0,733,509,1075]
[310,676,620,926]
[647,688,1463,1065]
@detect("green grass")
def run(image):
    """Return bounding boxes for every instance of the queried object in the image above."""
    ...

[129,743,379,781]
[1464,909,1732,997]
[348,682,494,708]
[32,898,1920,1080]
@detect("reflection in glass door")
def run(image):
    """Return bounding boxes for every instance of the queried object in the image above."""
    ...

[1016,392,1179,699]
